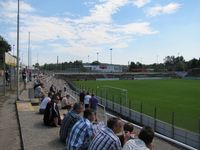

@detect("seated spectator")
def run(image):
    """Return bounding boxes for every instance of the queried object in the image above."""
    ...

[56,90,62,100]
[88,117,123,150]
[43,95,61,127]
[84,92,91,109]
[119,122,135,146]
[39,92,52,114]
[122,126,154,150]
[61,94,73,110]
[66,109,95,150]
[59,103,84,143]
[34,83,45,100]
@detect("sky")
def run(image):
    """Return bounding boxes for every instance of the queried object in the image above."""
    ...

[0,0,200,66]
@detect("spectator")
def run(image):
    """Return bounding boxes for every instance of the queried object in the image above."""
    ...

[61,94,73,110]
[79,90,85,103]
[119,123,135,146]
[5,69,10,86]
[66,109,95,150]
[34,83,45,100]
[88,117,123,150]
[89,94,98,121]
[63,83,67,96]
[43,95,61,127]
[28,69,32,81]
[49,84,56,94]
[122,126,154,150]
[59,103,84,143]
[22,68,27,89]
[39,92,52,114]
[84,92,91,109]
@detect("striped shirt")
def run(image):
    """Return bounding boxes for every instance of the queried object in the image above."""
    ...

[88,127,122,150]
[59,110,81,142]
[66,118,94,150]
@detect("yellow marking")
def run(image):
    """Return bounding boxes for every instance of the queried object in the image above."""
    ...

[17,102,34,111]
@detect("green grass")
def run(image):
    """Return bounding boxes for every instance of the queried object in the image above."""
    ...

[75,79,200,133]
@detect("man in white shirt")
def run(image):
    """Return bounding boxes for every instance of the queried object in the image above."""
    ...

[122,126,154,150]
[84,92,91,109]
[39,93,52,114]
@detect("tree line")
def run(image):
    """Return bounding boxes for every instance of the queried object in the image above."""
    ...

[129,56,200,72]
[1,35,200,72]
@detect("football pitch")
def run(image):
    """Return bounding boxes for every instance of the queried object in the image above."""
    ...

[75,79,200,133]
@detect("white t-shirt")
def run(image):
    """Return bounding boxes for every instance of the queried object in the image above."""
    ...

[84,95,91,105]
[122,139,149,150]
[39,97,51,109]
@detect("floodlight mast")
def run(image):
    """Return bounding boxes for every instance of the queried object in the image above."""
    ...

[17,0,20,100]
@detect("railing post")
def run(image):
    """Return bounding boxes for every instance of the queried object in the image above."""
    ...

[154,107,157,131]
[129,99,132,119]
[199,119,200,150]
[140,102,143,125]
[172,112,175,139]
[120,96,122,114]
[112,95,114,111]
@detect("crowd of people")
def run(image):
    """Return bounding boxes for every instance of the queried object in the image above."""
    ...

[33,76,155,150]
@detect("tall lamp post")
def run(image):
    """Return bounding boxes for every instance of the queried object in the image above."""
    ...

[87,55,90,63]
[28,32,30,69]
[17,0,20,100]
[110,48,112,64]
[96,52,99,62]
[12,44,15,56]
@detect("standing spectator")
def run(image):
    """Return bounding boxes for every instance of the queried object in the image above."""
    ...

[39,92,52,114]
[79,90,85,103]
[89,94,98,121]
[5,69,10,86]
[88,117,123,150]
[43,95,61,127]
[122,126,154,150]
[49,84,56,94]
[63,83,67,96]
[59,103,84,143]
[66,109,95,150]
[28,69,32,81]
[84,92,91,109]
[22,68,27,89]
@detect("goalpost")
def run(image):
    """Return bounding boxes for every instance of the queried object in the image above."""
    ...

[98,85,128,107]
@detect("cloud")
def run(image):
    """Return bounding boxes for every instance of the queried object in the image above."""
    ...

[1,0,157,64]
[146,3,181,17]
[0,0,34,20]
[130,0,151,8]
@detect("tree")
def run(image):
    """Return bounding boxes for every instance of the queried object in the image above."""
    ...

[34,63,40,69]
[0,35,11,53]
[0,35,11,68]
[91,61,100,65]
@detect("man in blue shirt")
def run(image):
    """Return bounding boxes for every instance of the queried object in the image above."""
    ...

[89,94,98,121]
[88,117,123,150]
[66,109,95,150]
[59,103,84,143]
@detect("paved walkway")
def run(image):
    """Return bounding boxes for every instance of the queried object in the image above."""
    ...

[0,88,21,150]
[15,76,181,150]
